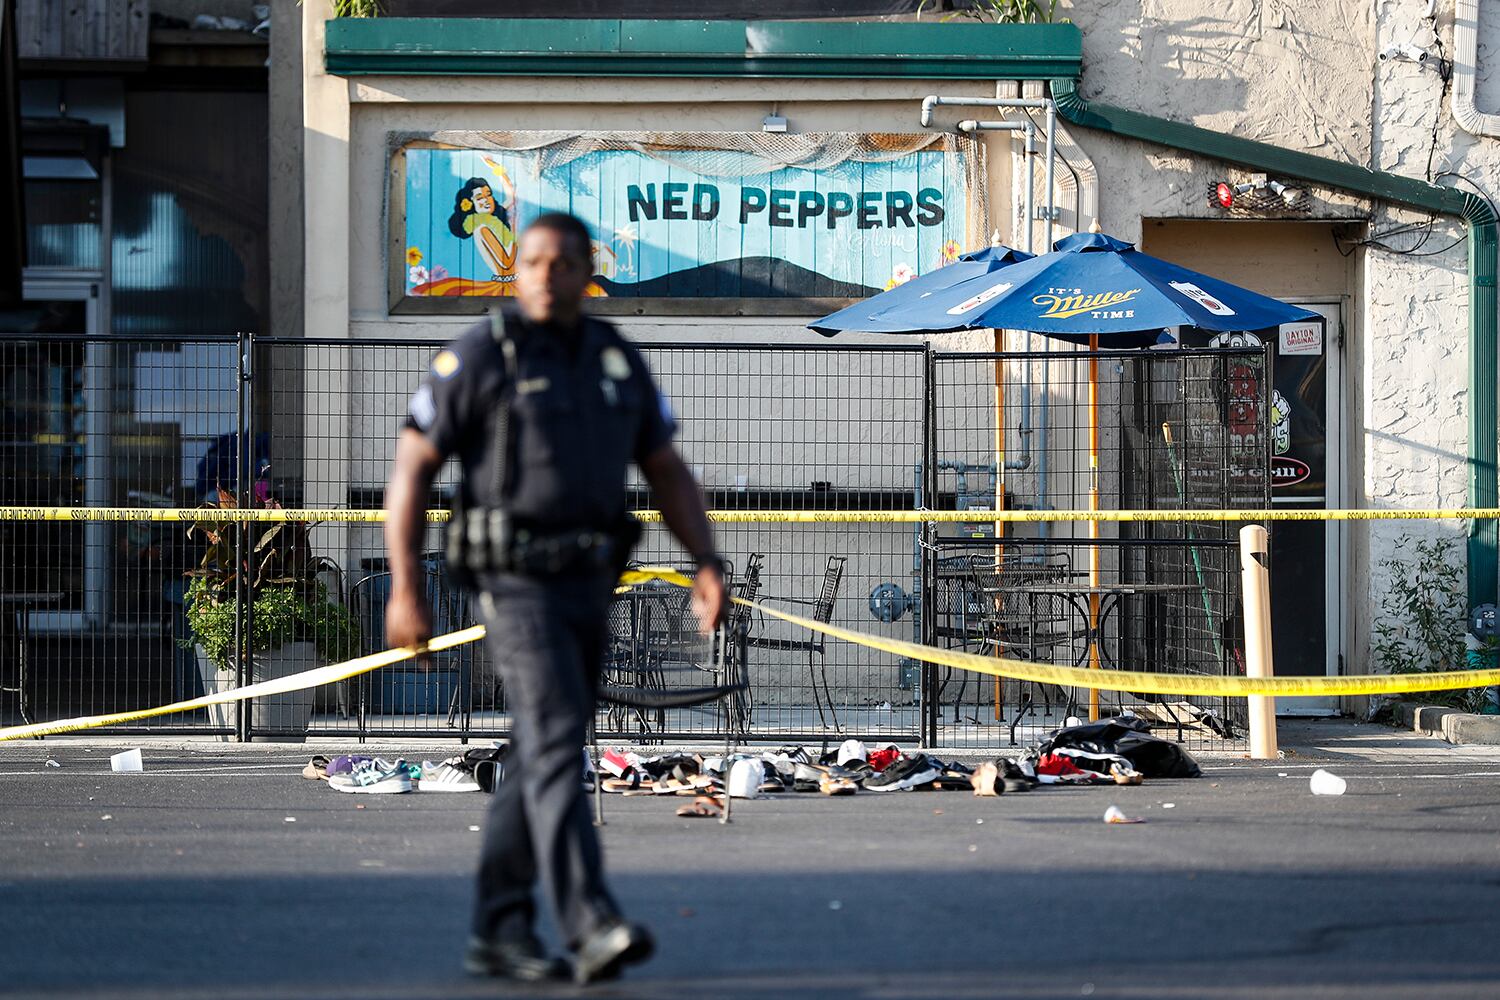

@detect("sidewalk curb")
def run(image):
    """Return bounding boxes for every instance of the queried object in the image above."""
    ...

[1393,701,1500,745]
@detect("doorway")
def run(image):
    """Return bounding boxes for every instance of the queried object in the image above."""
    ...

[1268,303,1343,714]
[4,278,106,630]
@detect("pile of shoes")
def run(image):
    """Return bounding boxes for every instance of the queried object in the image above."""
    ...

[301,748,506,795]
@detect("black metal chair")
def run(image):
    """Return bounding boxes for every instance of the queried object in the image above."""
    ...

[347,561,477,735]
[749,555,846,731]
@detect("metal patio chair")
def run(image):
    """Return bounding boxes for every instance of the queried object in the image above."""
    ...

[748,555,847,731]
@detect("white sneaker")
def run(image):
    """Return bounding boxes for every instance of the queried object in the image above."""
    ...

[420,758,481,793]
[329,759,414,794]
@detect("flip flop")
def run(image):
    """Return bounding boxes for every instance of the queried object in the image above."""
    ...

[675,795,723,819]
[301,755,330,781]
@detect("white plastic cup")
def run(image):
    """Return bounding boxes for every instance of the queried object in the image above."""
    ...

[727,758,764,799]
[1309,768,1346,796]
[110,748,143,773]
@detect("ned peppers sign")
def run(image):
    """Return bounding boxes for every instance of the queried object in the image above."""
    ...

[396,135,972,304]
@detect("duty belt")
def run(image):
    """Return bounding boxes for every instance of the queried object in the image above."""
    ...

[447,507,627,578]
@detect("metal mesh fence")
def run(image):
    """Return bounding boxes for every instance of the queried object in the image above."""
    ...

[927,347,1269,750]
[2,332,1265,751]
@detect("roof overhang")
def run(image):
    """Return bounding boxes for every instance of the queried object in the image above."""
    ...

[324,18,1082,79]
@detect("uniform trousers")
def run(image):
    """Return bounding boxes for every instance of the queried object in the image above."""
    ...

[471,572,621,949]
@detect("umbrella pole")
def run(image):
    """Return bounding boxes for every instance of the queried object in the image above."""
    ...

[1088,334,1102,721]
[993,330,1006,721]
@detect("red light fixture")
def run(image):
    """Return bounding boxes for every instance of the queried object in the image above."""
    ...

[1216,182,1235,208]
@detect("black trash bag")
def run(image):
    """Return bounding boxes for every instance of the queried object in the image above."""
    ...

[1039,715,1202,779]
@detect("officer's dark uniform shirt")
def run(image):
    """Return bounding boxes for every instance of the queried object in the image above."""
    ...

[405,312,676,529]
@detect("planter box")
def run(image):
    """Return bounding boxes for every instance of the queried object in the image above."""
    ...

[194,642,318,741]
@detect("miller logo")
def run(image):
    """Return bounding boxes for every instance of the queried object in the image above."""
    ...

[1033,288,1140,320]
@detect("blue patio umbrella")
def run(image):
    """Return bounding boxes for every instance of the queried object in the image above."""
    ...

[811,232,1318,339]
[810,231,1318,720]
[809,243,1034,335]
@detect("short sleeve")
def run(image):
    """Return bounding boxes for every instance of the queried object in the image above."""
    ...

[631,351,677,462]
[404,325,487,459]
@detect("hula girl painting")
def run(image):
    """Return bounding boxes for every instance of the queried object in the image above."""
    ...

[405,153,608,298]
[449,166,518,287]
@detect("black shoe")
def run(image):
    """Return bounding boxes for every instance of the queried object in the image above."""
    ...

[463,936,569,982]
[1000,757,1035,792]
[863,752,942,792]
[573,920,655,984]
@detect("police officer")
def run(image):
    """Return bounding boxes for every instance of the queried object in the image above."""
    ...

[383,212,728,985]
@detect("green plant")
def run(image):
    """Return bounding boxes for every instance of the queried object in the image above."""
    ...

[1371,535,1491,712]
[299,0,383,17]
[917,0,1062,24]
[180,491,358,672]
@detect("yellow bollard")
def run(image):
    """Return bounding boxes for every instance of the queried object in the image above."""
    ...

[1239,524,1279,759]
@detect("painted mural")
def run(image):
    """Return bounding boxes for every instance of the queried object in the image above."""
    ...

[401,145,969,299]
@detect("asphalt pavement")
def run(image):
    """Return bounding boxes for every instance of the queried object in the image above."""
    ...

[2,721,1499,999]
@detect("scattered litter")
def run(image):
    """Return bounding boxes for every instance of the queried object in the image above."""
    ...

[45,759,61,768]
[109,749,143,773]
[99,815,112,821]
[468,825,481,832]
[968,844,978,852]
[1309,769,1347,796]
[355,804,366,810]
[933,809,943,815]
[975,818,984,825]
[1278,772,1288,777]
[828,900,842,911]
[284,817,296,823]
[1103,805,1145,824]
[875,701,893,711]
[1162,803,1176,809]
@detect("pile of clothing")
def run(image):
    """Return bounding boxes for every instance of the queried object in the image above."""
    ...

[299,748,506,794]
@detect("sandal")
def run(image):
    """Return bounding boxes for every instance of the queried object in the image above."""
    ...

[675,795,723,819]
[819,776,857,796]
[301,755,330,781]
[970,762,1001,797]
[602,775,646,794]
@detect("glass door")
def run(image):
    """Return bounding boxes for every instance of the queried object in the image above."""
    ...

[1268,302,1342,714]
[3,279,105,629]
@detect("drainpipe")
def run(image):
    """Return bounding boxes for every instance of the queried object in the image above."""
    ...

[1452,0,1500,138]
[954,117,1041,475]
[1048,76,1500,611]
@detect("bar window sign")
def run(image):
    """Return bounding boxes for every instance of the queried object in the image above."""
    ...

[389,131,977,313]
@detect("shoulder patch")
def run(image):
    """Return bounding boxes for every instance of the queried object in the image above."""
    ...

[408,384,437,430]
[431,350,462,379]
[601,346,631,381]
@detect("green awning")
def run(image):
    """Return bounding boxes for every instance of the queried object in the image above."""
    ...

[324,18,1082,79]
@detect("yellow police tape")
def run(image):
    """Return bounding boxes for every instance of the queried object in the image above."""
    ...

[2,568,1497,743]
[4,505,1500,524]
